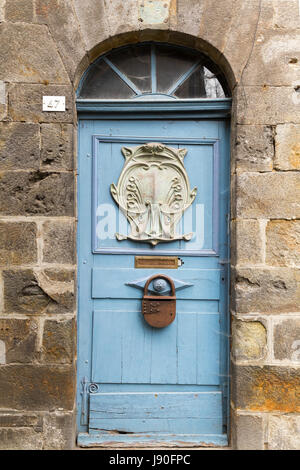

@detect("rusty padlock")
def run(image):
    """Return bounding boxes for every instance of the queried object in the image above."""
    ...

[142,274,176,328]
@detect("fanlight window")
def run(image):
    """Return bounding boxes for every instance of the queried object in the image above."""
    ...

[78,43,230,100]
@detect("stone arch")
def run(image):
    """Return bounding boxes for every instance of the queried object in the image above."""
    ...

[74,30,237,93]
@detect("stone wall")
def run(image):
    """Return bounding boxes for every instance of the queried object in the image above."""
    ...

[0,0,299,450]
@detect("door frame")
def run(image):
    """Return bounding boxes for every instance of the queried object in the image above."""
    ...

[76,98,232,444]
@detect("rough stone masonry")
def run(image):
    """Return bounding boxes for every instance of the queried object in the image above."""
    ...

[0,0,299,450]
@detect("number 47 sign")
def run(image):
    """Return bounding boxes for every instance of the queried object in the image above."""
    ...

[43,96,65,112]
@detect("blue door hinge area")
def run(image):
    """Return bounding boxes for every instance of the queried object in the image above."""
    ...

[80,377,100,426]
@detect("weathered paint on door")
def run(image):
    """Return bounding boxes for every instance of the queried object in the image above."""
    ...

[77,116,230,447]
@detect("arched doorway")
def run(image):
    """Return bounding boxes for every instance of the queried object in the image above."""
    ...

[76,42,231,447]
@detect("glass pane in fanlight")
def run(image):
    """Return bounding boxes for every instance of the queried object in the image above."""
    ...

[203,67,226,98]
[108,44,151,93]
[174,65,207,98]
[79,60,136,99]
[174,65,226,99]
[156,44,199,93]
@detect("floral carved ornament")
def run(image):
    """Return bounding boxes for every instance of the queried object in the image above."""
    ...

[110,143,197,246]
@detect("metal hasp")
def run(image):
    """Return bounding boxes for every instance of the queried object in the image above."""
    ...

[142,274,176,328]
[126,275,193,294]
[110,143,197,245]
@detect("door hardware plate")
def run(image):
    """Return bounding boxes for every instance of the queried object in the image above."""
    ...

[135,256,180,269]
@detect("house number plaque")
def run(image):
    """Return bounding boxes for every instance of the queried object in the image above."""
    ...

[110,143,197,245]
[42,96,65,112]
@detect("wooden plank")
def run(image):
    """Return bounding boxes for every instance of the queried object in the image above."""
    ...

[96,384,217,392]
[89,391,222,419]
[196,313,221,384]
[89,418,222,434]
[77,432,228,448]
[177,313,198,384]
[149,319,178,384]
[120,310,152,384]
[91,311,123,383]
[92,268,221,300]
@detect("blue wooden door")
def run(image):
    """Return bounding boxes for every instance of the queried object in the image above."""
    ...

[77,116,230,447]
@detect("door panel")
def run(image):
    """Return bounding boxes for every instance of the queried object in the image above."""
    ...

[77,117,230,446]
[92,311,220,384]
[89,392,223,435]
[93,136,218,255]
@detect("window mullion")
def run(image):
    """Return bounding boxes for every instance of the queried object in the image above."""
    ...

[103,57,141,95]
[167,60,202,96]
[151,44,157,94]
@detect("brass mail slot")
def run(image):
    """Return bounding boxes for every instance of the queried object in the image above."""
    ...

[135,256,179,269]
